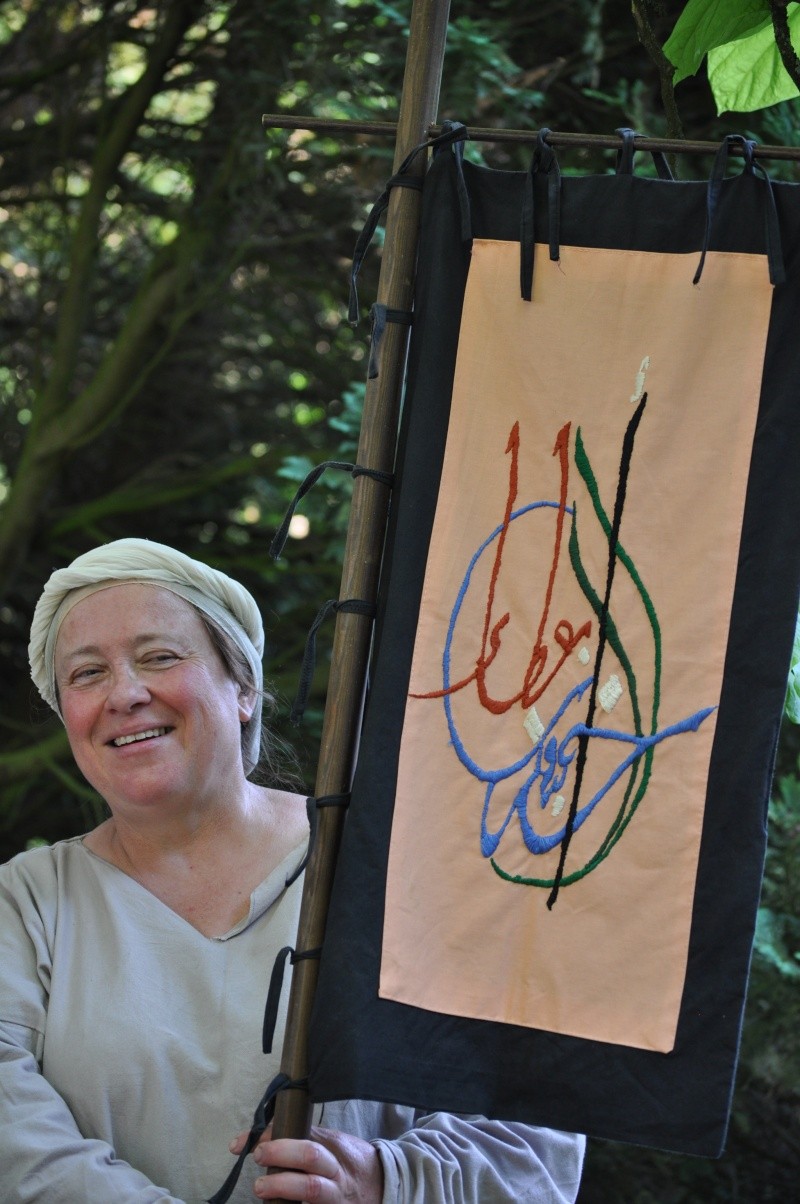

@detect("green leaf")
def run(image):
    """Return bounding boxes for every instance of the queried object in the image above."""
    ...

[664,0,770,85]
[276,454,316,483]
[754,907,800,978]
[708,7,800,112]
[784,612,800,724]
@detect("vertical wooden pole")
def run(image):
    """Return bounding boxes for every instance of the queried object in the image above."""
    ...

[271,0,452,1145]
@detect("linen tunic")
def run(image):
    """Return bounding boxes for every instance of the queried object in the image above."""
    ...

[0,838,584,1203]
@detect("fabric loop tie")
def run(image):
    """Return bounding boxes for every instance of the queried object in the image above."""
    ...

[270,460,355,560]
[262,944,323,1055]
[520,128,561,302]
[348,175,422,325]
[261,946,294,1055]
[435,118,472,240]
[753,159,786,286]
[205,1072,307,1203]
[694,134,783,287]
[282,792,351,896]
[368,303,414,379]
[351,465,393,486]
[613,126,673,180]
[615,126,636,176]
[291,598,377,724]
[282,795,317,890]
[348,121,468,324]
[315,792,351,807]
[270,462,394,560]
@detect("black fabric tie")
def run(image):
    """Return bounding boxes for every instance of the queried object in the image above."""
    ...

[519,128,562,302]
[348,120,468,324]
[261,945,322,1055]
[205,1073,308,1203]
[694,134,785,287]
[434,120,472,241]
[291,598,376,723]
[615,126,673,180]
[282,792,351,891]
[270,461,393,560]
[368,303,414,379]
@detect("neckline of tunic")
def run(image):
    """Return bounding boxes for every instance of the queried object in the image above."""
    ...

[71,835,307,941]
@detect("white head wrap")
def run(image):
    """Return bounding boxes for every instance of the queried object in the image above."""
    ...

[29,538,265,775]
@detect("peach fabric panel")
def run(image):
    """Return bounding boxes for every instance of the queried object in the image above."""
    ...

[379,240,773,1053]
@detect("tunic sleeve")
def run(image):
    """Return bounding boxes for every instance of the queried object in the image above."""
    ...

[0,1022,185,1203]
[322,1100,585,1204]
[0,855,184,1203]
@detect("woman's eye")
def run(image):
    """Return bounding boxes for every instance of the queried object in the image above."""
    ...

[71,666,103,683]
[143,652,180,666]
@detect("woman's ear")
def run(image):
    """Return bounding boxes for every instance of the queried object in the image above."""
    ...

[237,688,257,724]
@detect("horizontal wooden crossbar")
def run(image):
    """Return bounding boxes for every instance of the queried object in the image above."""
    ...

[262,113,800,162]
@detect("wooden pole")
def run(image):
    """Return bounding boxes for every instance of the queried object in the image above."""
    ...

[270,0,452,1148]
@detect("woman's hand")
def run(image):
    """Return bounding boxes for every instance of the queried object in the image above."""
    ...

[230,1124,384,1202]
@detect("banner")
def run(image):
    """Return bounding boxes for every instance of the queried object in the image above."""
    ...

[309,138,800,1155]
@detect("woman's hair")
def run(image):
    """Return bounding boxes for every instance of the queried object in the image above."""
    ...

[198,612,302,790]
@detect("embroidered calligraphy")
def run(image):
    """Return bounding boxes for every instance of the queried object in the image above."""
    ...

[410,391,714,899]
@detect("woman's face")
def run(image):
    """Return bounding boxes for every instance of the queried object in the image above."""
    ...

[54,584,254,818]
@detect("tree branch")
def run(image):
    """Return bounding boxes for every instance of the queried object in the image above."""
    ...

[631,0,685,174]
[51,454,264,536]
[38,0,205,426]
[770,0,800,91]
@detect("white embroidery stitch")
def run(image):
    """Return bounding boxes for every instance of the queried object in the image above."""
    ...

[551,794,566,817]
[577,646,591,665]
[599,673,623,713]
[523,706,545,743]
[630,355,650,404]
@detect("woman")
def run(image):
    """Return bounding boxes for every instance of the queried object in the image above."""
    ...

[0,538,585,1203]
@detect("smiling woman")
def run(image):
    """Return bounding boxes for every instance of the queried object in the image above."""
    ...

[0,537,585,1204]
[53,584,254,825]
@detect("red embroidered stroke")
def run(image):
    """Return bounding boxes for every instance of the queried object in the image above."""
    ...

[410,420,591,712]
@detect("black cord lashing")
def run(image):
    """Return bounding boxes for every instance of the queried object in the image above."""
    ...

[348,174,423,325]
[262,945,322,1055]
[205,1073,309,1203]
[291,598,377,724]
[284,793,352,890]
[368,303,414,379]
[260,804,351,1056]
[270,462,394,561]
[348,121,468,324]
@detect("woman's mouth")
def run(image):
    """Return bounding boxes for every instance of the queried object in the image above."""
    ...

[110,727,172,748]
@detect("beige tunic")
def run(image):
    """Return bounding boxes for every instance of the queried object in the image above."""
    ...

[0,838,584,1203]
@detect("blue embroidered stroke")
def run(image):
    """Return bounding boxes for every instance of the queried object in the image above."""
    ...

[478,678,714,857]
[409,398,716,895]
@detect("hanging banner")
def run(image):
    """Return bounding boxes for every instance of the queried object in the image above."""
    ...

[381,238,770,1054]
[309,139,800,1155]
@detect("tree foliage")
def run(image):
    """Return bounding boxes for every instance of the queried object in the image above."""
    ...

[664,0,800,113]
[0,1,798,1197]
[0,0,395,843]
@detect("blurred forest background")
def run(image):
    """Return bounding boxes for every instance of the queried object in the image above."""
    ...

[0,0,798,1199]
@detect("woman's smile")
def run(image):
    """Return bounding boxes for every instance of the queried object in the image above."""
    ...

[108,725,175,749]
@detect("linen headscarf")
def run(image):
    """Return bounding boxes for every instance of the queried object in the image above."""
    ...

[28,538,265,775]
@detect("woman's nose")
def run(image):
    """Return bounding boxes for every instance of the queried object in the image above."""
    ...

[105,666,152,711]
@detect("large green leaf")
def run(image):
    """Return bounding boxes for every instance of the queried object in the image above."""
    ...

[708,5,800,112]
[664,0,770,85]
